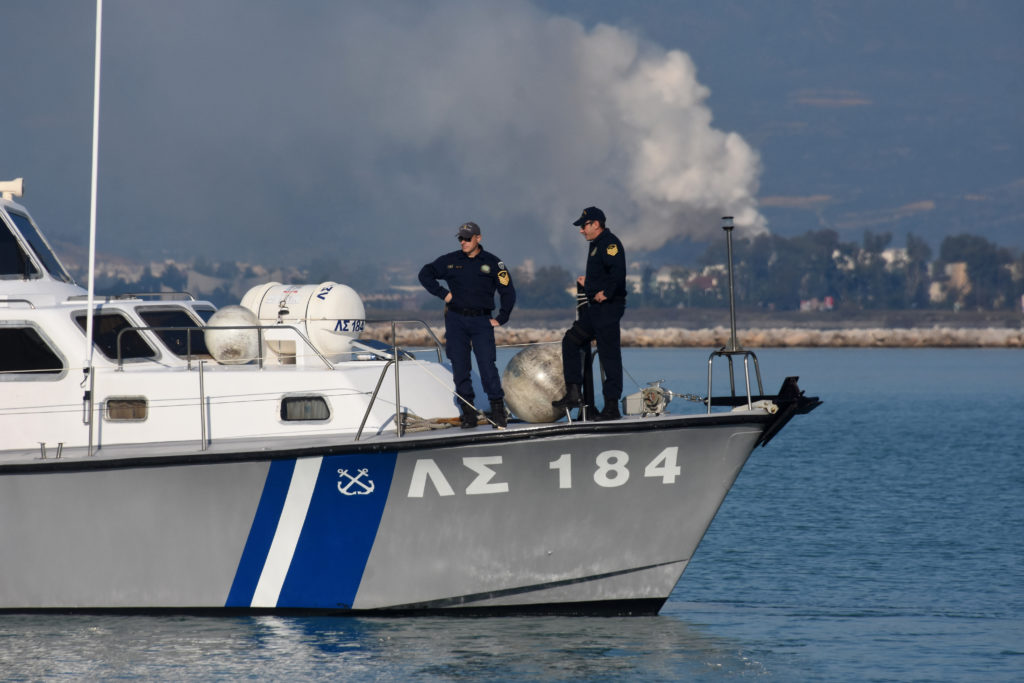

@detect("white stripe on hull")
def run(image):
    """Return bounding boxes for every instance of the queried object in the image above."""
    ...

[251,457,322,607]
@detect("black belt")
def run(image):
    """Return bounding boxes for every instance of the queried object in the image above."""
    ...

[448,306,492,316]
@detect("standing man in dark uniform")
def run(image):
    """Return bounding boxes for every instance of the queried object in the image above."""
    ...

[419,221,516,429]
[552,206,626,421]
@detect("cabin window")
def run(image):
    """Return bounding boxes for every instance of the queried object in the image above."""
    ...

[0,218,40,279]
[106,397,148,421]
[7,212,73,282]
[138,307,211,358]
[281,396,330,421]
[0,326,65,376]
[192,306,216,323]
[74,311,157,360]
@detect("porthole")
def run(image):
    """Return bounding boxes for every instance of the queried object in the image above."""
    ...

[281,396,330,421]
[106,397,148,421]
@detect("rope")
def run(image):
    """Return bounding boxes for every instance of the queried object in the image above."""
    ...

[398,358,505,429]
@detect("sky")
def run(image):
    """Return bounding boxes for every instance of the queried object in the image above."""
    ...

[2,0,1021,277]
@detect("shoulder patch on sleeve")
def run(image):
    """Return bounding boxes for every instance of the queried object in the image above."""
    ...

[498,270,510,286]
[606,243,619,256]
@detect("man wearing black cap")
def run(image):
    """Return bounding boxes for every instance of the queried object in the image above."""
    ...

[552,206,627,421]
[419,221,516,429]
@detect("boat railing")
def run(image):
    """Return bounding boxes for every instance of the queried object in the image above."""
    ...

[0,298,36,309]
[363,318,445,363]
[355,319,446,442]
[68,291,196,302]
[113,324,335,370]
[707,349,764,412]
[108,317,444,443]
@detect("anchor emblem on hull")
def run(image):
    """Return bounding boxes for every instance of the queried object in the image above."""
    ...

[337,468,375,495]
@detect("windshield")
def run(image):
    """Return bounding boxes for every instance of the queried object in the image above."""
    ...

[8,211,74,283]
[0,214,40,279]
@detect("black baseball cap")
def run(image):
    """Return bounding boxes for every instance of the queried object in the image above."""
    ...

[572,206,606,226]
[457,221,481,238]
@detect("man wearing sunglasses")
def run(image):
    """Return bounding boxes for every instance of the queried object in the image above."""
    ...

[552,206,627,421]
[419,221,516,429]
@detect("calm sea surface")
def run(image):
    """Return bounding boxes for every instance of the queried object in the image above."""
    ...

[2,348,1022,681]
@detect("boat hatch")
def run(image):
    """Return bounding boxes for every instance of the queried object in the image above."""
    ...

[74,311,157,360]
[0,324,66,377]
[1,210,74,283]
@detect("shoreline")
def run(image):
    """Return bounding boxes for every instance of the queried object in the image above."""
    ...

[365,324,1023,348]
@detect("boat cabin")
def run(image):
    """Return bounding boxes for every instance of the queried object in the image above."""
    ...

[0,182,456,460]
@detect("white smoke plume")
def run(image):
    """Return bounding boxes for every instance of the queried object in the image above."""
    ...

[98,0,764,265]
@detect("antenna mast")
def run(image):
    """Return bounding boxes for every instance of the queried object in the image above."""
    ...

[84,0,103,456]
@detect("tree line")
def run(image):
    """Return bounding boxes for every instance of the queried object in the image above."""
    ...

[513,230,1023,312]
[81,230,1023,312]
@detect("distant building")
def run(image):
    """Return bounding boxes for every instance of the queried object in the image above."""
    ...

[832,249,856,271]
[148,259,189,278]
[687,274,718,294]
[800,296,834,312]
[518,258,536,283]
[653,266,678,294]
[186,271,226,296]
[625,272,643,294]
[945,262,969,292]
[881,248,909,269]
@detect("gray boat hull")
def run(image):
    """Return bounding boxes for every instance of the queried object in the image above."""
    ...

[0,416,767,614]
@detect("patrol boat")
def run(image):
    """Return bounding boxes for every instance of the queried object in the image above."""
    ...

[0,179,819,615]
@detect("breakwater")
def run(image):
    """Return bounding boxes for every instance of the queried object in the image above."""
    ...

[365,324,1023,348]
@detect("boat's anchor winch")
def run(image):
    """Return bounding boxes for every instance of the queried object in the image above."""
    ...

[622,380,670,416]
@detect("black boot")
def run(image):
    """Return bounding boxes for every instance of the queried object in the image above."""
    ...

[459,403,478,429]
[489,399,508,428]
[591,403,621,422]
[552,384,582,410]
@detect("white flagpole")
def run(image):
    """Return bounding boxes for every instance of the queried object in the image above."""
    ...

[85,0,103,455]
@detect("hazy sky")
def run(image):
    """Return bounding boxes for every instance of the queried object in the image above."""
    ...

[2,0,1021,274]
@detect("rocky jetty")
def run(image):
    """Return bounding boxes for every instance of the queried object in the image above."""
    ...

[365,324,1023,348]
[615,326,1024,348]
[366,306,1023,348]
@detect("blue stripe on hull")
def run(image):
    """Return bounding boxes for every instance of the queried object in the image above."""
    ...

[226,459,295,606]
[226,453,397,609]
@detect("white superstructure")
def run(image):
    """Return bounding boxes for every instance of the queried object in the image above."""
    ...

[0,186,457,460]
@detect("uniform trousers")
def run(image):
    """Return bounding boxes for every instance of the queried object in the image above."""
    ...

[445,311,503,404]
[561,299,625,405]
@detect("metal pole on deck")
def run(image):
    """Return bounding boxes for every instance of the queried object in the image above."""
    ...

[199,360,208,450]
[706,215,763,413]
[722,216,742,353]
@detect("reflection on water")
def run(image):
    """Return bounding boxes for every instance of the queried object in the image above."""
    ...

[0,613,765,680]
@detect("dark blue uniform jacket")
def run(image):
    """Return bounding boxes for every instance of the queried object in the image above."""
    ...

[584,229,627,302]
[418,247,516,325]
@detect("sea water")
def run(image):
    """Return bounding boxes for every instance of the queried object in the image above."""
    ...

[1,348,1022,681]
